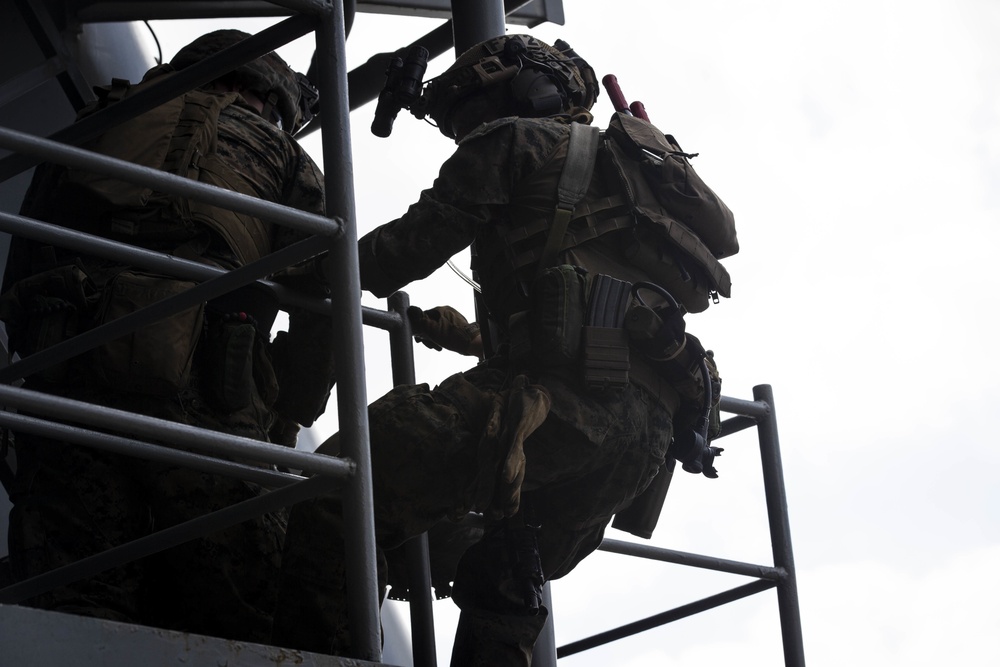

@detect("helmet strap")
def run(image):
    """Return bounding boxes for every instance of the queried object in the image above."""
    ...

[260,91,284,130]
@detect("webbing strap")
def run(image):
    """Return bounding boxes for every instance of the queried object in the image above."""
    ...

[501,194,630,246]
[536,122,601,273]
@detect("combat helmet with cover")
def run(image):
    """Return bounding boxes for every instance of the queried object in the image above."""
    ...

[171,29,318,135]
[418,34,600,139]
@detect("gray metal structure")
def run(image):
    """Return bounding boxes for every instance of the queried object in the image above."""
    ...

[0,1,805,666]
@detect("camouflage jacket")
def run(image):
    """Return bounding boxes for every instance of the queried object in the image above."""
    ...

[358,116,571,304]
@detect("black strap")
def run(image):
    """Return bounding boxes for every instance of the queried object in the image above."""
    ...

[536,122,601,273]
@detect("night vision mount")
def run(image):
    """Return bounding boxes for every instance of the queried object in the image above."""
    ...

[371,45,430,138]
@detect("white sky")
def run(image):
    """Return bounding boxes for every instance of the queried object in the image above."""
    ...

[148,1,1000,664]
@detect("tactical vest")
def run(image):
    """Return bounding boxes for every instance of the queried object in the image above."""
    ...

[62,64,273,265]
[471,122,603,325]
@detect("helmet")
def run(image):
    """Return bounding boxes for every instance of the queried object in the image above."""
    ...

[418,34,599,138]
[170,29,319,134]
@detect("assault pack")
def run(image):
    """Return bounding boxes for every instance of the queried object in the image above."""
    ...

[46,64,272,265]
[526,114,738,365]
[602,111,738,310]
[552,112,738,316]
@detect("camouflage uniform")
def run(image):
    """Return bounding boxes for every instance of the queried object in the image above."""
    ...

[273,117,679,665]
[3,61,334,643]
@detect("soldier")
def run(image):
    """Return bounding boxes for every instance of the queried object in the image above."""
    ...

[1,30,335,643]
[272,34,729,665]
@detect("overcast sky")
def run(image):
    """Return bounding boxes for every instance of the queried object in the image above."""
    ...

[148,1,1000,664]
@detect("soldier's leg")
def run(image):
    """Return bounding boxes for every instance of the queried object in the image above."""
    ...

[451,606,549,667]
[447,381,672,665]
[445,377,561,667]
[449,521,549,667]
[525,381,673,580]
[140,463,286,644]
[270,492,390,654]
[7,435,147,622]
[447,487,622,667]
[272,378,493,655]
[116,372,292,643]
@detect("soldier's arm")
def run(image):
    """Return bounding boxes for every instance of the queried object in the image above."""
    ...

[358,122,520,297]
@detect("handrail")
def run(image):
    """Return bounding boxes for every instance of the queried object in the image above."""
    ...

[0,385,354,476]
[0,125,342,238]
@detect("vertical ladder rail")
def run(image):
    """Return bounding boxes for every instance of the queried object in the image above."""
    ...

[753,384,806,666]
[387,292,438,667]
[313,2,382,661]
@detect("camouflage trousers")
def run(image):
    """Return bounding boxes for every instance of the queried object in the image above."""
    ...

[6,379,286,644]
[272,363,674,665]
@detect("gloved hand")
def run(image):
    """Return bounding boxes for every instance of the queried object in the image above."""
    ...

[406,305,483,358]
[269,414,301,448]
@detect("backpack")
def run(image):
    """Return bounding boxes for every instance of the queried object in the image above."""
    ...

[66,65,234,207]
[534,115,737,314]
[56,65,271,265]
[605,112,738,258]
[599,112,737,311]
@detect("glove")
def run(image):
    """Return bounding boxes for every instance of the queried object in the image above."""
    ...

[269,414,301,448]
[407,305,483,358]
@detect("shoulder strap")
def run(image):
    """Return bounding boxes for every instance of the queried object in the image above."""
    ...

[536,122,601,273]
